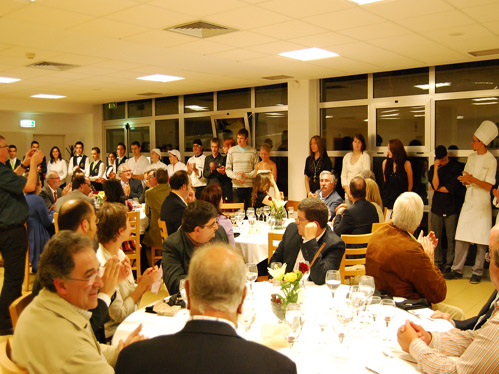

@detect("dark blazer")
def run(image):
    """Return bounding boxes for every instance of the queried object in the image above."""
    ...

[127,178,144,200]
[160,192,186,235]
[116,156,127,167]
[115,320,297,374]
[333,198,379,236]
[162,226,228,294]
[8,158,21,171]
[455,290,498,330]
[39,185,63,210]
[269,223,345,285]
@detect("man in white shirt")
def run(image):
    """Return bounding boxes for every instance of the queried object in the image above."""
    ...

[68,141,90,177]
[127,141,149,180]
[187,139,207,199]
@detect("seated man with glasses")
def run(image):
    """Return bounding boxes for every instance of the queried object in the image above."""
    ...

[269,197,345,285]
[162,200,229,295]
[12,231,144,373]
[55,174,94,212]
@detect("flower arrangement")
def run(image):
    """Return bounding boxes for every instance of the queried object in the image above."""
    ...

[268,264,304,308]
[95,191,106,205]
[268,196,286,220]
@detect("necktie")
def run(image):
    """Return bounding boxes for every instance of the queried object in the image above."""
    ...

[11,160,15,170]
[54,191,58,202]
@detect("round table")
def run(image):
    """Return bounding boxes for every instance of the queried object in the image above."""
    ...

[112,282,453,374]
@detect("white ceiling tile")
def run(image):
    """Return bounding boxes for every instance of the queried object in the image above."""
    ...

[400,10,476,33]
[365,0,454,20]
[445,0,499,8]
[461,3,499,23]
[340,22,412,41]
[0,2,28,17]
[174,40,235,55]
[206,31,278,48]
[421,24,498,52]
[247,41,309,54]
[106,4,191,29]
[4,4,93,29]
[304,7,385,32]
[68,18,150,39]
[207,5,291,30]
[258,0,351,18]
[251,20,328,40]
[38,0,139,17]
[483,21,499,36]
[288,32,356,48]
[122,30,195,48]
[204,48,267,62]
[148,0,247,18]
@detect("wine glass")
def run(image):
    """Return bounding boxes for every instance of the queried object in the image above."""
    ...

[178,279,187,307]
[333,305,354,344]
[269,262,282,271]
[246,263,258,293]
[263,206,271,222]
[239,302,256,334]
[256,208,262,221]
[288,206,294,219]
[359,275,375,299]
[246,207,255,218]
[380,299,396,328]
[299,260,310,282]
[248,214,256,228]
[236,211,245,227]
[325,270,341,299]
[284,304,302,348]
[368,296,381,322]
[348,285,367,316]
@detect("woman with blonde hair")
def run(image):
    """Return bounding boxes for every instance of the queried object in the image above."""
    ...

[365,178,384,223]
[251,172,281,209]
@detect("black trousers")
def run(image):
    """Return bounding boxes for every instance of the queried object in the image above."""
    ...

[0,224,28,332]
[233,187,252,210]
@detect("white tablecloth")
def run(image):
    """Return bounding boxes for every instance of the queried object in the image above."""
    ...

[112,283,453,374]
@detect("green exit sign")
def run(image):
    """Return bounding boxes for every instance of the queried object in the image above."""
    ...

[20,119,35,128]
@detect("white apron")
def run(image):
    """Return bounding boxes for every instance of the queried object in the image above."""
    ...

[455,151,497,245]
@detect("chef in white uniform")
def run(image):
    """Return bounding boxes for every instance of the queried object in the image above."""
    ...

[448,120,498,284]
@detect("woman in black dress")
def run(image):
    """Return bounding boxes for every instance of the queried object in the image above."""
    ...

[304,136,332,196]
[382,139,413,209]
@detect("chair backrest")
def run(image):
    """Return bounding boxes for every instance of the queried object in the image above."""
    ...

[0,339,28,374]
[158,219,168,241]
[286,200,300,211]
[220,202,244,213]
[372,220,391,233]
[126,211,141,278]
[339,233,372,284]
[268,232,284,263]
[9,293,33,330]
[53,212,59,233]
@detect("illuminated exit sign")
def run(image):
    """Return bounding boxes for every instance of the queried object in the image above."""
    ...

[20,119,35,128]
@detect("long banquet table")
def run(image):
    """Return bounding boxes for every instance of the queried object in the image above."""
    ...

[112,282,453,374]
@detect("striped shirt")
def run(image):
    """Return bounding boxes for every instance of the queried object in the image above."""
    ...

[225,145,259,188]
[410,302,499,374]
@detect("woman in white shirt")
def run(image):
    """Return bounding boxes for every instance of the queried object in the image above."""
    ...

[146,148,168,172]
[96,203,160,338]
[47,146,68,186]
[166,149,187,177]
[341,134,371,203]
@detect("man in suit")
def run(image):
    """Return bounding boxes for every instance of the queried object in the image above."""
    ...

[162,200,229,295]
[12,231,142,373]
[7,144,21,170]
[269,197,345,285]
[118,163,143,200]
[116,142,128,167]
[333,176,379,236]
[116,243,297,374]
[308,170,343,221]
[55,175,93,212]
[39,171,63,210]
[160,170,190,235]
[25,140,47,185]
[68,141,89,178]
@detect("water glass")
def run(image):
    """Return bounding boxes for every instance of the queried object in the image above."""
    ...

[246,263,258,292]
[325,270,341,298]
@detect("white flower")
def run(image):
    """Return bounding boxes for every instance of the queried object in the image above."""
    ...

[268,263,287,281]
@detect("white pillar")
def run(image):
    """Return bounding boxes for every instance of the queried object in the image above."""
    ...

[287,79,319,201]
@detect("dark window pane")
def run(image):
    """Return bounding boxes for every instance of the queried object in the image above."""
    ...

[217,88,251,110]
[254,112,288,150]
[184,116,213,152]
[105,128,124,154]
[374,67,429,98]
[155,96,179,115]
[436,98,499,150]
[436,60,499,93]
[103,102,125,120]
[214,115,248,145]
[184,93,213,113]
[255,83,287,107]
[155,119,179,152]
[376,106,425,146]
[320,106,368,151]
[128,99,152,118]
[273,156,288,198]
[320,74,367,102]
[129,127,150,153]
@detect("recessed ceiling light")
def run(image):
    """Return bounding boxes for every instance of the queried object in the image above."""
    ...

[414,82,451,90]
[278,48,339,61]
[0,77,21,83]
[137,74,184,83]
[185,105,208,111]
[349,0,384,4]
[31,94,66,99]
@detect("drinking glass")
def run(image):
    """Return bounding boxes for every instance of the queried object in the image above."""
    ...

[359,275,375,299]
[380,299,396,328]
[256,208,262,221]
[246,207,255,218]
[368,296,381,322]
[263,206,271,222]
[325,270,341,299]
[269,262,282,271]
[333,305,354,344]
[288,206,294,219]
[246,263,258,293]
[178,279,187,304]
[239,302,256,333]
[284,304,302,348]
[248,215,256,228]
[348,285,367,316]
[236,211,245,227]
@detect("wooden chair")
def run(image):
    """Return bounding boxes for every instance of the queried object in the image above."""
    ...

[53,212,59,233]
[268,232,284,263]
[151,219,168,266]
[286,200,300,211]
[372,220,391,233]
[0,339,27,374]
[126,211,141,278]
[9,293,33,330]
[339,233,372,284]
[220,202,244,213]
[23,224,32,292]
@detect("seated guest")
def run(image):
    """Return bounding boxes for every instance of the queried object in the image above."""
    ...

[118,164,143,200]
[116,244,297,374]
[96,203,159,338]
[397,225,499,373]
[366,192,446,304]
[365,178,385,223]
[162,200,229,294]
[143,169,171,257]
[160,170,191,235]
[55,174,93,212]
[333,176,379,236]
[104,178,131,210]
[39,171,62,210]
[200,184,235,246]
[308,170,342,220]
[251,171,282,209]
[12,231,143,373]
[25,174,54,272]
[269,197,345,285]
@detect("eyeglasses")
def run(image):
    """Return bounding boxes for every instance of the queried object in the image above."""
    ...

[295,216,308,223]
[66,266,104,286]
[0,145,8,149]
[202,221,218,229]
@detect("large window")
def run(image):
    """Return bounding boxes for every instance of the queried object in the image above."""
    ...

[155,96,178,115]
[374,68,429,98]
[436,60,499,94]
[255,84,287,107]
[254,112,288,150]
[155,119,179,152]
[320,74,367,102]
[376,105,425,146]
[103,102,126,120]
[184,116,212,153]
[129,126,150,153]
[320,106,368,151]
[217,88,251,110]
[184,93,213,113]
[128,99,152,118]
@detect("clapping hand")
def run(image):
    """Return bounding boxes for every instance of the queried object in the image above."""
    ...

[100,257,120,297]
[118,324,146,354]
[417,230,438,263]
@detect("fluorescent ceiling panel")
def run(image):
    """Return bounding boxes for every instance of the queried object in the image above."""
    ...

[278,47,338,61]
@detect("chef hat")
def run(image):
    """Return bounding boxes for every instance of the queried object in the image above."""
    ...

[474,120,498,146]
[151,148,162,159]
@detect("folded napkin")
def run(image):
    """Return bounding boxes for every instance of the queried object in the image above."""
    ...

[260,323,290,349]
[153,300,182,316]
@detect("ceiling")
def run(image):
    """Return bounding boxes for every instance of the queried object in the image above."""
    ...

[0,0,498,106]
